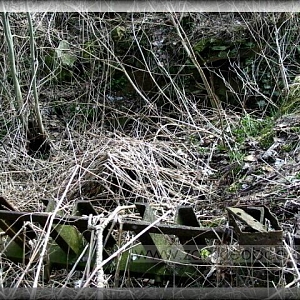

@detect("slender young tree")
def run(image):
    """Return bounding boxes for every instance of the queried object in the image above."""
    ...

[27,12,46,138]
[1,12,28,132]
[2,12,49,154]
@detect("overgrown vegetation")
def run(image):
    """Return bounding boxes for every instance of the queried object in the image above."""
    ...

[0,11,300,290]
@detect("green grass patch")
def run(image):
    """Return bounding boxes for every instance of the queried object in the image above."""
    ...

[232,114,275,149]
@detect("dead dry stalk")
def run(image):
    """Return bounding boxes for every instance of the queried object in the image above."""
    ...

[31,164,80,294]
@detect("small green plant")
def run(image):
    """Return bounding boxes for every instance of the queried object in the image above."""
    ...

[280,75,300,114]
[258,128,275,149]
[111,25,127,42]
[290,126,300,133]
[55,40,77,67]
[281,143,294,153]
[232,114,275,149]
[227,182,242,193]
[111,73,128,91]
[239,114,262,139]
[199,248,211,259]
[229,149,245,165]
[216,143,228,152]
[197,146,209,154]
[189,135,209,155]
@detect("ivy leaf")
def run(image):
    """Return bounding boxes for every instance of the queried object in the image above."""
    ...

[55,40,76,67]
[218,51,228,58]
[245,42,255,48]
[211,45,229,51]
[263,84,271,89]
[111,26,126,41]
[193,39,208,52]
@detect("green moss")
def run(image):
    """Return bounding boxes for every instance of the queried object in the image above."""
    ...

[118,244,197,276]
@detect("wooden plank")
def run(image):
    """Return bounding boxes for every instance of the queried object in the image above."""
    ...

[135,203,162,260]
[176,206,200,227]
[0,197,35,250]
[0,210,229,239]
[0,220,31,252]
[176,206,206,257]
[227,207,267,232]
[0,196,17,211]
[45,200,83,256]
